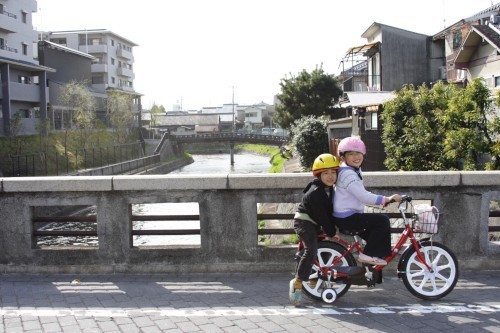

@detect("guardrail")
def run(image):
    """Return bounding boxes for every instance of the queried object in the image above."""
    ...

[0,171,499,274]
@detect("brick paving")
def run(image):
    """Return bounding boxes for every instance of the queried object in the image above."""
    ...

[1,270,499,333]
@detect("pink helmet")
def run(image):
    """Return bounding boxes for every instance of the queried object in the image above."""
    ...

[338,136,366,155]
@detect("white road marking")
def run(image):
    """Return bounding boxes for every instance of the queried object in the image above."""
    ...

[0,304,499,317]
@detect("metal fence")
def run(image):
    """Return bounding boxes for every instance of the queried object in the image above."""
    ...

[9,142,144,177]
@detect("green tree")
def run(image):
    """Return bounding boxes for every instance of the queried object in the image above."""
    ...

[59,80,96,149]
[290,115,329,170]
[107,90,134,144]
[444,78,499,170]
[274,65,342,129]
[149,103,164,128]
[8,112,24,154]
[381,79,499,171]
[382,82,453,170]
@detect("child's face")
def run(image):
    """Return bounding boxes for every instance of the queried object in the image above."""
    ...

[320,168,337,187]
[343,151,364,168]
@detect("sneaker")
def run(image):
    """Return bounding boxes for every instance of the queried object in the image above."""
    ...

[358,253,387,266]
[289,279,302,306]
[308,278,318,289]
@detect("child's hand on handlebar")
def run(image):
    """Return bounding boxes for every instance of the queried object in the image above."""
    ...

[384,194,402,207]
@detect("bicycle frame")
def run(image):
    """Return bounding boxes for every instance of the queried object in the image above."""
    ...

[297,197,432,279]
[293,196,457,303]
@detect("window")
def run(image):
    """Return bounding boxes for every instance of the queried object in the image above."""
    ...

[20,109,31,118]
[111,77,115,84]
[91,76,104,84]
[22,43,28,55]
[22,12,27,23]
[50,38,67,45]
[370,112,378,129]
[18,75,29,84]
[364,111,378,129]
[453,31,462,49]
[111,58,115,65]
[495,76,500,87]
[111,39,114,46]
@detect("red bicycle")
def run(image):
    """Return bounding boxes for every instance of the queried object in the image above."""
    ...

[294,195,459,303]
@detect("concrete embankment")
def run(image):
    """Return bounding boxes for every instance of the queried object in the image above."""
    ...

[134,156,194,175]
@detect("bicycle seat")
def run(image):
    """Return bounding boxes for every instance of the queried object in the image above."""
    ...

[339,229,366,236]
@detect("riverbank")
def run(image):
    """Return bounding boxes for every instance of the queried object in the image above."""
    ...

[282,155,302,173]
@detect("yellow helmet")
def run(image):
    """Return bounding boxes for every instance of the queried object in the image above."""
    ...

[312,153,340,176]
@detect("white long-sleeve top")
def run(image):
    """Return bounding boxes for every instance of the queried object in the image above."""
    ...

[333,162,386,218]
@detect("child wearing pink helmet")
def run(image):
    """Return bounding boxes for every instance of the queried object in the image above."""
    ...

[333,136,401,266]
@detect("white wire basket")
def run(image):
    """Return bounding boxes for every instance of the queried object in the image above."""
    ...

[413,204,440,234]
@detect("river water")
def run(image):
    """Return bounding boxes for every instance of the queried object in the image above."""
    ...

[132,153,272,246]
[38,153,272,247]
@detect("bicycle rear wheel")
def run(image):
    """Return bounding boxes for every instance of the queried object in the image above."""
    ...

[400,241,459,300]
[300,241,356,301]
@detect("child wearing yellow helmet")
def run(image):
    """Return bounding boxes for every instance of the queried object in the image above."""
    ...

[289,153,340,306]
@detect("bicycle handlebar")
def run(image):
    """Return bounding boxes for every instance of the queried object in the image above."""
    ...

[383,195,412,207]
[401,195,412,202]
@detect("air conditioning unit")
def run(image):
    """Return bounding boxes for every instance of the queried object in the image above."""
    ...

[439,66,447,80]
[456,69,466,81]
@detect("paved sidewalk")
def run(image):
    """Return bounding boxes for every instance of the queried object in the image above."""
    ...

[1,270,499,333]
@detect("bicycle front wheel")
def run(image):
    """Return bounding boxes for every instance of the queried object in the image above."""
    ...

[300,241,356,301]
[400,241,459,300]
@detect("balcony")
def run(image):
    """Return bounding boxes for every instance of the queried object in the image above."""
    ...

[117,67,134,78]
[9,82,46,102]
[91,63,108,73]
[341,74,381,92]
[0,9,17,33]
[117,48,133,61]
[79,44,108,54]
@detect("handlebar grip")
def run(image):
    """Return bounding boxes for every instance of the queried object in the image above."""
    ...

[402,195,412,202]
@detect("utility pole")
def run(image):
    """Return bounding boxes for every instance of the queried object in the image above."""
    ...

[230,86,235,166]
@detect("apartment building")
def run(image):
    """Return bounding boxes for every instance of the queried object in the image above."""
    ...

[37,40,95,130]
[0,0,54,136]
[42,29,142,124]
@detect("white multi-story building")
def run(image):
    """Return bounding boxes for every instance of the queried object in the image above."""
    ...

[0,0,54,136]
[42,29,142,124]
[44,29,138,94]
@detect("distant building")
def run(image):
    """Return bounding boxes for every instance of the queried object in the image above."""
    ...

[153,114,220,135]
[0,0,55,136]
[41,29,142,126]
[37,40,96,130]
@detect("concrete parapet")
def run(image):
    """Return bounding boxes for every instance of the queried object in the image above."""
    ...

[0,171,499,274]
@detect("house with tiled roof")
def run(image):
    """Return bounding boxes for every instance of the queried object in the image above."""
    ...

[329,2,500,171]
[153,114,220,135]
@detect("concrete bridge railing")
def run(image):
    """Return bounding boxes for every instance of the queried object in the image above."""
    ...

[0,171,499,274]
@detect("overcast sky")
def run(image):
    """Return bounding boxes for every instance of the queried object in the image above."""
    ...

[33,0,495,111]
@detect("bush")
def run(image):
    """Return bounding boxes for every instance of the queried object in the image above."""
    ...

[290,116,329,170]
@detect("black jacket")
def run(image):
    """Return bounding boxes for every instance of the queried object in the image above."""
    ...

[296,178,336,236]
